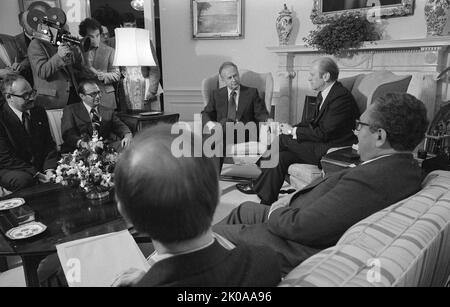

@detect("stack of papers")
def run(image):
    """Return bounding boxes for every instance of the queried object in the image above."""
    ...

[57,230,150,287]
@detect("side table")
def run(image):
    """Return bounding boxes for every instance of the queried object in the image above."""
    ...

[118,112,180,134]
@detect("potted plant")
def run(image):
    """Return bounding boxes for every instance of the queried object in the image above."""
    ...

[303,12,381,56]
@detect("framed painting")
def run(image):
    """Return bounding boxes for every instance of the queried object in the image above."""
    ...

[311,0,415,24]
[19,0,61,12]
[191,0,244,39]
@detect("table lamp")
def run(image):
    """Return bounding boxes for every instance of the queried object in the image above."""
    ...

[113,28,157,111]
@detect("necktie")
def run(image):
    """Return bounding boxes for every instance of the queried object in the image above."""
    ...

[91,108,100,130]
[227,90,237,122]
[22,111,31,136]
[315,92,323,117]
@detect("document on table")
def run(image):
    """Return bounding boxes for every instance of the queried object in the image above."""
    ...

[57,230,150,287]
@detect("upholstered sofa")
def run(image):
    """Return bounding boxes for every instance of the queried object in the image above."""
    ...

[288,70,413,189]
[279,170,450,287]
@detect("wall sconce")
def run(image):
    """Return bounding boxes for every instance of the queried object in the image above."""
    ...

[130,0,145,11]
[113,28,156,110]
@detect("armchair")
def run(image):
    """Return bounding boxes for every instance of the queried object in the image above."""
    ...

[289,70,413,189]
[201,69,274,178]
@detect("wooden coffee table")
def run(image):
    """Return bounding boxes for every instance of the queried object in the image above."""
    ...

[0,184,147,287]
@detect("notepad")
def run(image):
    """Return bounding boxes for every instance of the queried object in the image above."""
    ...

[57,230,150,287]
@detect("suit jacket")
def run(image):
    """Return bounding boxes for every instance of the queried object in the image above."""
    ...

[135,240,281,287]
[28,39,82,110]
[14,32,33,86]
[294,82,359,159]
[0,34,27,70]
[0,104,58,175]
[216,154,422,274]
[61,103,131,152]
[202,85,269,127]
[81,43,120,109]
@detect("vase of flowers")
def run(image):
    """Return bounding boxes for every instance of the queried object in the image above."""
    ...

[424,0,450,36]
[53,131,118,203]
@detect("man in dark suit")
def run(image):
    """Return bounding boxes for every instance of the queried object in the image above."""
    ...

[0,74,58,192]
[237,57,360,205]
[214,93,429,275]
[61,79,132,153]
[111,125,281,287]
[28,34,83,110]
[202,62,270,170]
[79,18,120,109]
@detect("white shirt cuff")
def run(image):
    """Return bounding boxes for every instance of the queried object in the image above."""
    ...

[292,127,298,140]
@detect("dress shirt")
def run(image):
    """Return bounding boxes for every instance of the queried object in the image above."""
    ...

[147,238,215,266]
[8,103,28,123]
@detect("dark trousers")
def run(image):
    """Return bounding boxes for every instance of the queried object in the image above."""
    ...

[213,201,320,275]
[0,169,35,192]
[254,134,322,205]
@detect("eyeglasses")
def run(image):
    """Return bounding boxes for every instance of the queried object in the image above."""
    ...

[7,89,37,101]
[354,120,372,131]
[85,91,102,98]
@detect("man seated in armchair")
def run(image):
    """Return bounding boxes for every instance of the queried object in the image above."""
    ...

[237,57,360,205]
[61,79,132,153]
[201,62,270,171]
[214,92,429,275]
[0,74,57,192]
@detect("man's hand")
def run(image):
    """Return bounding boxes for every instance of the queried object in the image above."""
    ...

[97,71,105,82]
[35,172,52,183]
[111,268,146,287]
[121,134,132,148]
[205,121,220,134]
[280,123,294,135]
[57,45,72,60]
[11,58,23,72]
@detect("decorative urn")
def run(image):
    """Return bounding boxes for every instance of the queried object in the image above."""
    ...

[276,4,293,45]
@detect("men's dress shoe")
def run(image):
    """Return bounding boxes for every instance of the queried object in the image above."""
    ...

[236,182,256,195]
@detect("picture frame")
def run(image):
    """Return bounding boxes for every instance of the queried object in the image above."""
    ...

[19,0,61,12]
[191,0,244,39]
[311,0,415,24]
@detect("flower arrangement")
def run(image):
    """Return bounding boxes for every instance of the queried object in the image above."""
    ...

[53,131,118,198]
[303,12,381,56]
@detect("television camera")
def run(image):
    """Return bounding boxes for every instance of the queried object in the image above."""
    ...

[30,8,91,52]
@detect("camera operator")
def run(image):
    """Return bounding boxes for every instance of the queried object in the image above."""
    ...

[28,25,83,110]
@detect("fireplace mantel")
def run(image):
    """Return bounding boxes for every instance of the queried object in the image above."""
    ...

[268,37,450,54]
[267,37,450,124]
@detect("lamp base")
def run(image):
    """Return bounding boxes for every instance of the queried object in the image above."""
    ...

[123,66,146,110]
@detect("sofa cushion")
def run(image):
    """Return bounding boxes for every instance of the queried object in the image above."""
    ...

[279,171,450,287]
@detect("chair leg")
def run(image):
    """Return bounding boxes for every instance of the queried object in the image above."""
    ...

[0,257,8,272]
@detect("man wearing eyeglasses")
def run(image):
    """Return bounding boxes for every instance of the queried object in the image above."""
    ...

[0,74,58,192]
[61,79,132,153]
[214,93,429,275]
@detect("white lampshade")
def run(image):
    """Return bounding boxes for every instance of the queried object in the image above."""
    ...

[113,28,156,67]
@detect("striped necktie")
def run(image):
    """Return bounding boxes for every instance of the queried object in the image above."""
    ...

[91,108,100,130]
